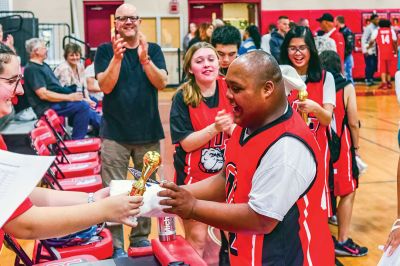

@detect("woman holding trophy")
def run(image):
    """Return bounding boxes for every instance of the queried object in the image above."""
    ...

[280,26,336,218]
[169,42,233,257]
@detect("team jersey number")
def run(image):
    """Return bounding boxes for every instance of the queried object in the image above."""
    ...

[380,33,391,45]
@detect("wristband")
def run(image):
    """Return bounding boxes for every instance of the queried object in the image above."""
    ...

[88,192,95,203]
[391,219,400,232]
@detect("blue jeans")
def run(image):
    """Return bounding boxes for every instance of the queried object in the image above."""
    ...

[344,55,354,84]
[364,54,377,81]
[51,101,101,140]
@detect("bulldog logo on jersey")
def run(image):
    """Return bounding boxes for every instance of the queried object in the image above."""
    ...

[199,147,224,173]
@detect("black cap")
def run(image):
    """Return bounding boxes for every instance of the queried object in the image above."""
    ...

[370,14,379,20]
[316,13,334,22]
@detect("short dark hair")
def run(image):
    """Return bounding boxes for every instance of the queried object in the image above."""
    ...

[280,26,322,82]
[211,25,241,49]
[336,15,345,24]
[370,14,379,20]
[279,16,289,20]
[319,50,342,74]
[0,43,16,75]
[63,43,82,60]
[379,19,391,28]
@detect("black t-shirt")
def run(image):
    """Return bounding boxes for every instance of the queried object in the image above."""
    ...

[94,42,166,143]
[170,85,219,144]
[23,61,66,116]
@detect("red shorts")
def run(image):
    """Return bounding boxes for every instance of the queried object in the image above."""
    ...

[333,128,358,196]
[378,58,393,74]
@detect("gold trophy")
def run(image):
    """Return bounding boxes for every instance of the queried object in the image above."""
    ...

[298,90,309,125]
[130,151,162,196]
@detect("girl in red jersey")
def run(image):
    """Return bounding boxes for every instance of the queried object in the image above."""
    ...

[170,42,233,257]
[320,50,368,257]
[280,26,336,218]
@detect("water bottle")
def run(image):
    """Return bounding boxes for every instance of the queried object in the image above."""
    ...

[158,216,176,242]
[76,85,83,96]
[157,165,177,242]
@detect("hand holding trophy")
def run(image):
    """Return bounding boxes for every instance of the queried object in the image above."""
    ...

[130,151,162,196]
[298,89,309,124]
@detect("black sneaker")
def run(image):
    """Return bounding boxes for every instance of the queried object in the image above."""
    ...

[335,238,368,257]
[130,239,151,248]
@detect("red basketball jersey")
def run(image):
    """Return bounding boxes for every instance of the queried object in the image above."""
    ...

[224,107,334,266]
[175,76,232,184]
[376,28,395,61]
[288,72,332,217]
[331,86,358,196]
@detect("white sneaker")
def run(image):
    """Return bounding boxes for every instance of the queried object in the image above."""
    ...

[356,155,368,175]
[15,107,37,121]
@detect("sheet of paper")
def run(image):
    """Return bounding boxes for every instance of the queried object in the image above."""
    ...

[0,149,55,227]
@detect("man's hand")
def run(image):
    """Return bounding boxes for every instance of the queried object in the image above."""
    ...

[137,32,149,63]
[158,182,197,219]
[103,195,143,227]
[69,92,84,101]
[112,34,127,60]
[215,109,233,133]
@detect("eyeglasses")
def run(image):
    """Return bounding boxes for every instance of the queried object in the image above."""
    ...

[288,45,309,54]
[115,16,140,23]
[0,74,23,95]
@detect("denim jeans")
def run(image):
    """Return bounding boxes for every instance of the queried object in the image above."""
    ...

[344,55,354,84]
[364,54,377,81]
[51,101,100,140]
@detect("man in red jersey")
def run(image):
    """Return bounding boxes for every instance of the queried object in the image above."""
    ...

[317,13,345,65]
[159,51,334,266]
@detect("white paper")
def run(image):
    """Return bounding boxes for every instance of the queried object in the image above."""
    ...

[378,245,400,266]
[0,149,55,227]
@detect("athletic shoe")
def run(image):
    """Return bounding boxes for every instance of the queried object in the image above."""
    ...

[378,83,388,90]
[328,215,338,226]
[130,239,151,248]
[335,238,368,257]
[112,248,127,258]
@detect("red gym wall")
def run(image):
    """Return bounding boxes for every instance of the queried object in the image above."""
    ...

[261,9,400,79]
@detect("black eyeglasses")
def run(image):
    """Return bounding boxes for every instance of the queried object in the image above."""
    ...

[115,16,140,23]
[288,45,309,54]
[0,74,23,95]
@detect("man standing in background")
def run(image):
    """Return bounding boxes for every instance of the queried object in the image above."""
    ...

[95,3,167,257]
[361,13,379,86]
[270,16,290,63]
[336,15,355,83]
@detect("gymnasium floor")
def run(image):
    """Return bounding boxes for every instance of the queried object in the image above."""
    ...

[1,83,399,266]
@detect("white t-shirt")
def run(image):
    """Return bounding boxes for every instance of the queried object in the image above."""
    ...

[261,33,272,54]
[247,134,316,221]
[300,71,336,107]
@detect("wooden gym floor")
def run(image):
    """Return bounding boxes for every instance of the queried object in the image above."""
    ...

[1,83,399,266]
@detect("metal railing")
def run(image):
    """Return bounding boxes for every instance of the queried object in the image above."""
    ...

[0,11,38,65]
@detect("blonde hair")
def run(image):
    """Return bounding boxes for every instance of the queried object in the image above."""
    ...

[176,42,218,107]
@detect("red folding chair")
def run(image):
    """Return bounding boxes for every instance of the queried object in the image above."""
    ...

[3,232,99,266]
[35,120,100,163]
[30,136,103,193]
[43,109,101,153]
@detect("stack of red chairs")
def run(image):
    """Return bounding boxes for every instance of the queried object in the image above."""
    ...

[30,126,102,193]
[43,109,101,154]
